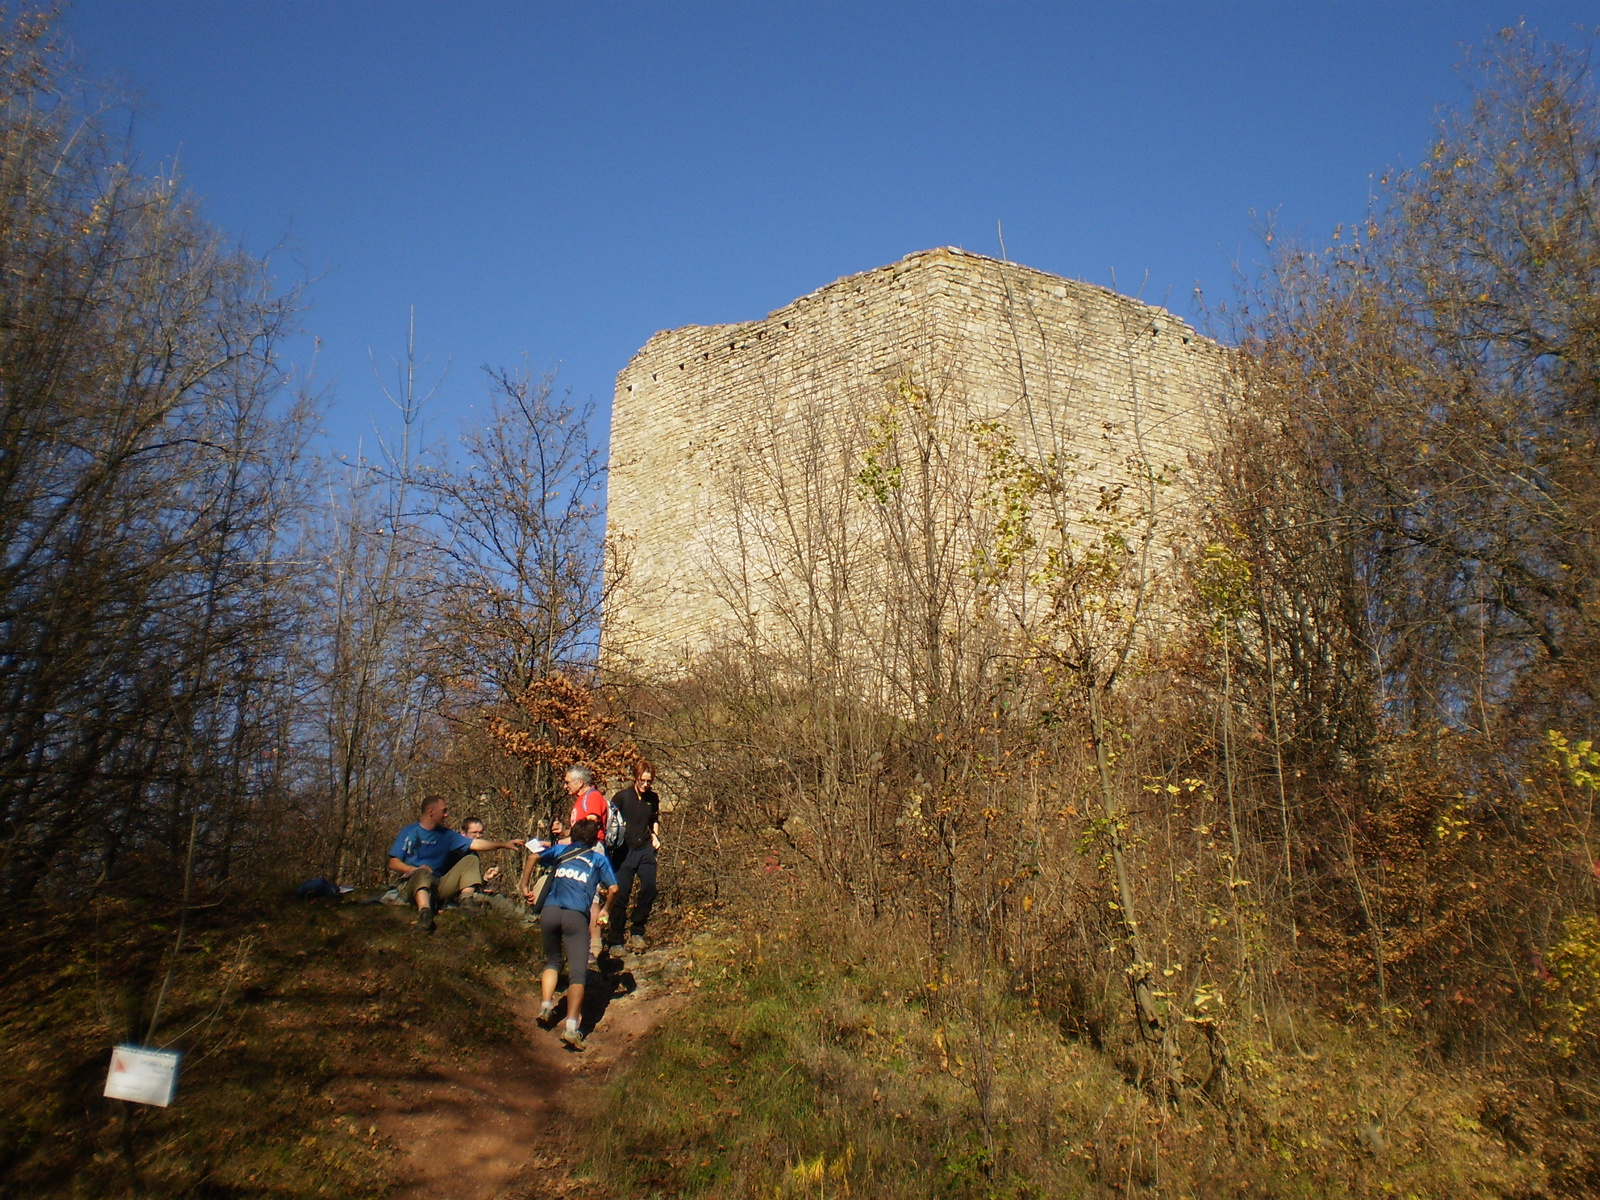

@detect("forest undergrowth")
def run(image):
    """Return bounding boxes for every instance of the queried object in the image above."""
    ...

[590,907,1583,1200]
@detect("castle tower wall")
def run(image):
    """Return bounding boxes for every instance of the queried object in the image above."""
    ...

[604,247,1227,670]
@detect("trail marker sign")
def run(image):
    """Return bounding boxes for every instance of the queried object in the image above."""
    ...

[104,1045,181,1107]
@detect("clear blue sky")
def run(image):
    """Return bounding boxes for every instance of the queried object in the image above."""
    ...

[62,2,1598,458]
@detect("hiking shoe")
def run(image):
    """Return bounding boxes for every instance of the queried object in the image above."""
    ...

[559,1025,587,1052]
[628,933,647,953]
[417,906,435,933]
[538,1000,558,1024]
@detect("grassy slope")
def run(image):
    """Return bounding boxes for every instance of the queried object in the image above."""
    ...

[587,912,1567,1199]
[0,895,540,1199]
[4,896,1588,1199]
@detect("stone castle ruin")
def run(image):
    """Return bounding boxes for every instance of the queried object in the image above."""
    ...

[604,247,1228,670]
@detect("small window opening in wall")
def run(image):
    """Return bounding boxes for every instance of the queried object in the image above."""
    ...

[679,363,685,370]
[703,352,709,360]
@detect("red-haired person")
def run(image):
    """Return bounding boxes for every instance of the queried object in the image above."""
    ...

[604,761,662,953]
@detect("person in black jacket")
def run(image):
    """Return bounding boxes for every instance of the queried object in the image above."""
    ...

[605,761,662,953]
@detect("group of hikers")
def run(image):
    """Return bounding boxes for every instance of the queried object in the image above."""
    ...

[385,761,662,1051]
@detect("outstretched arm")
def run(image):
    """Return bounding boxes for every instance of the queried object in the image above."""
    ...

[468,837,522,852]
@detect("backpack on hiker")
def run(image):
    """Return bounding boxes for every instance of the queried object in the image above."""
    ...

[529,843,590,912]
[604,795,627,853]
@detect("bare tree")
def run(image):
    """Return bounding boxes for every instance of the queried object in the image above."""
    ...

[421,365,610,698]
[310,316,449,884]
[0,15,317,900]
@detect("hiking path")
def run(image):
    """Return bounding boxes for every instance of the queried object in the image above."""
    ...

[335,940,690,1200]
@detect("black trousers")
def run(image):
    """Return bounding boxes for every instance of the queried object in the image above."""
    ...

[540,904,591,985]
[608,844,658,941]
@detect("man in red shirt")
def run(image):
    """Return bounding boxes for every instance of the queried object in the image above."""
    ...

[563,764,609,959]
[566,764,608,835]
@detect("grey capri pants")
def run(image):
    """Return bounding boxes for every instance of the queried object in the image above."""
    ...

[540,904,591,985]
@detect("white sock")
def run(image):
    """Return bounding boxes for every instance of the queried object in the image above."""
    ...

[566,1017,579,1032]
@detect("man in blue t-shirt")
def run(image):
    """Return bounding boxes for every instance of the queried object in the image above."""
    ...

[388,795,523,933]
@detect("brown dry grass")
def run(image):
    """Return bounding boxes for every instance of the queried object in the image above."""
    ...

[0,892,542,1198]
[588,906,1591,1199]
[4,884,1591,1198]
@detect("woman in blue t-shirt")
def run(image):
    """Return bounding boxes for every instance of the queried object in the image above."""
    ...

[531,817,618,1050]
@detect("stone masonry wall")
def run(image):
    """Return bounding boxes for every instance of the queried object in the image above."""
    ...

[604,247,1229,669]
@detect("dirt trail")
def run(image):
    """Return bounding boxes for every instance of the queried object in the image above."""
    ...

[368,945,689,1200]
